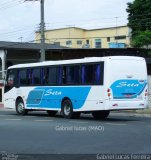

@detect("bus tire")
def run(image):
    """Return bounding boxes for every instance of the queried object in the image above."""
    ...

[16,99,28,116]
[92,111,110,120]
[61,99,75,119]
[47,110,58,116]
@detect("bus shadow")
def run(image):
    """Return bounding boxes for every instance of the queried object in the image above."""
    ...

[79,115,140,122]
[7,111,142,123]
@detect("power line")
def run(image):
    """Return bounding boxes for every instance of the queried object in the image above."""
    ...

[0,0,23,11]
[25,0,45,61]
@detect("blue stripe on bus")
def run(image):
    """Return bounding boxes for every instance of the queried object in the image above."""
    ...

[110,79,147,99]
[26,86,91,109]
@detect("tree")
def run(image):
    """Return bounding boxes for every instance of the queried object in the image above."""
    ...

[127,0,151,48]
[132,31,151,48]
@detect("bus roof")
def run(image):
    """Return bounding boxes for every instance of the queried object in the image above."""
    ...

[8,56,145,69]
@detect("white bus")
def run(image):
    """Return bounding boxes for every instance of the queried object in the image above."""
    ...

[4,56,148,119]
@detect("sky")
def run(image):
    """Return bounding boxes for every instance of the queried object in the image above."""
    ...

[0,0,134,42]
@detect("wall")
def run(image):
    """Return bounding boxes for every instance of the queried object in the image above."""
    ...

[44,28,85,48]
[85,26,130,48]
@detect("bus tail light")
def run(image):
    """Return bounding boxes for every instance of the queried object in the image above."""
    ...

[145,89,148,97]
[107,88,111,98]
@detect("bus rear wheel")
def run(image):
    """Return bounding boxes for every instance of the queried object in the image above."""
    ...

[47,110,58,116]
[16,99,28,115]
[61,99,80,119]
[92,111,110,120]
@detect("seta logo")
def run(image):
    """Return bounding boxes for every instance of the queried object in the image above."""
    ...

[116,82,139,88]
[44,89,62,96]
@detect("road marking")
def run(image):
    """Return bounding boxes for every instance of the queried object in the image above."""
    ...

[5,119,22,121]
[69,120,88,124]
[0,115,15,117]
[105,123,127,126]
[35,120,54,122]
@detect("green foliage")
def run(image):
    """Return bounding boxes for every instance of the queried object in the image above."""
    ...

[131,31,151,48]
[127,0,151,47]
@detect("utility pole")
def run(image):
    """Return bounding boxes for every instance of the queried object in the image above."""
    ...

[25,0,45,61]
[40,0,45,61]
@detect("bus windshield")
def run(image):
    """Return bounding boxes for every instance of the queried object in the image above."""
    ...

[5,69,15,92]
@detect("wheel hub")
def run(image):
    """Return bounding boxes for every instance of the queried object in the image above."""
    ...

[64,104,70,116]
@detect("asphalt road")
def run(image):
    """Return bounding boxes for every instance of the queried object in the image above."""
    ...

[0,109,151,159]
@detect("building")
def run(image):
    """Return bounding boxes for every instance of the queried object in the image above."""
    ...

[35,26,131,49]
[0,41,66,103]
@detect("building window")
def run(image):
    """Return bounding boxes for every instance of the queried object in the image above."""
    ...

[54,42,60,46]
[66,40,72,46]
[95,39,101,48]
[107,37,110,42]
[115,35,126,40]
[77,40,82,45]
[86,40,89,44]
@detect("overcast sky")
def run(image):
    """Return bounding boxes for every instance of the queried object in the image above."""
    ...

[0,0,133,42]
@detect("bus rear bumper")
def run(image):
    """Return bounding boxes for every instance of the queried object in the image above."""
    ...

[107,100,148,111]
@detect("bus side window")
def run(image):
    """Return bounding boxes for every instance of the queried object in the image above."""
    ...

[41,68,48,85]
[48,67,58,85]
[19,70,27,86]
[27,69,32,85]
[82,65,93,84]
[62,66,66,84]
[94,64,101,84]
[81,64,102,85]
[58,67,63,85]
[66,65,80,85]
[32,68,41,85]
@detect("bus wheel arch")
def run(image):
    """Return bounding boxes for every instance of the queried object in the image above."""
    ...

[16,97,28,115]
[61,98,81,119]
